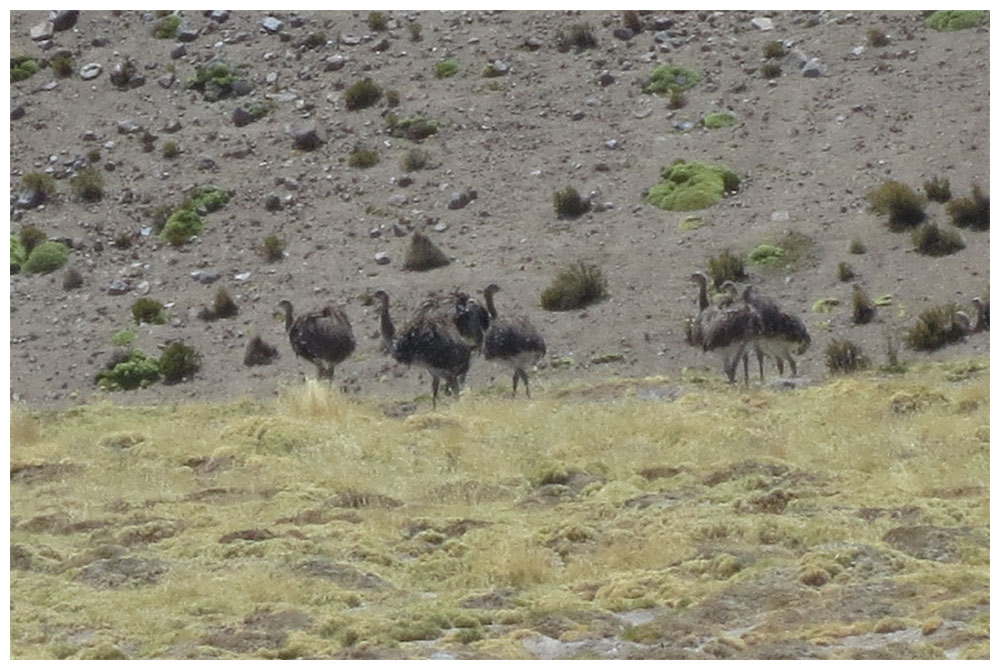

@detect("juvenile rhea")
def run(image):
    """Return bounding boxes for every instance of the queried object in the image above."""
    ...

[482,283,547,398]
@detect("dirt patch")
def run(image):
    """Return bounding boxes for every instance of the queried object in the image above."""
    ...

[11,462,83,485]
[76,556,169,589]
[882,525,973,563]
[293,559,392,590]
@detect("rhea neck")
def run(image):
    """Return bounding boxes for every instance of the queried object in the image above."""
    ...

[375,292,396,347]
[692,274,709,312]
[279,301,295,332]
[483,284,500,320]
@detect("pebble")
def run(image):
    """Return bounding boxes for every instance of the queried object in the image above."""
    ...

[751,17,774,31]
[292,126,323,151]
[264,194,282,211]
[261,17,284,33]
[192,269,220,285]
[802,58,828,78]
[107,279,130,295]
[177,26,200,43]
[374,251,391,265]
[80,63,102,80]
[30,22,54,41]
[196,154,216,170]
[448,191,471,210]
[323,54,346,72]
[50,10,79,31]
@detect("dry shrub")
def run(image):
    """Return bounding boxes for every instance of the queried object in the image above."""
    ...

[403,232,450,271]
[911,222,964,257]
[923,175,951,203]
[540,262,608,311]
[852,285,875,325]
[825,339,870,374]
[707,249,747,289]
[906,304,967,351]
[866,180,926,231]
[244,335,279,367]
[946,184,989,230]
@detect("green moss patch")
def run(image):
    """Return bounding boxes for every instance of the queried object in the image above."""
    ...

[924,11,987,31]
[647,160,739,211]
[702,112,737,129]
[21,241,69,275]
[644,64,701,95]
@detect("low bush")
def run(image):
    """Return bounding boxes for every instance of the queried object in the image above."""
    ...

[644,63,700,95]
[199,288,238,321]
[10,235,27,273]
[852,285,875,325]
[63,267,84,290]
[386,115,439,141]
[762,40,785,58]
[152,14,180,39]
[761,62,782,79]
[923,175,951,202]
[261,234,286,262]
[408,22,423,42]
[401,148,432,172]
[159,341,201,384]
[707,250,747,288]
[20,172,57,204]
[623,10,642,33]
[435,60,459,78]
[826,339,871,374]
[187,61,247,101]
[946,184,989,230]
[22,241,69,274]
[866,180,926,231]
[647,160,739,211]
[702,112,737,129]
[556,24,598,52]
[344,78,382,111]
[11,56,39,82]
[403,232,450,271]
[71,167,104,202]
[95,350,161,390]
[553,187,591,219]
[906,304,966,351]
[245,335,279,366]
[837,262,855,282]
[911,222,964,257]
[867,28,890,47]
[924,10,987,31]
[19,226,47,255]
[132,298,166,325]
[848,238,867,255]
[368,11,389,31]
[540,262,608,311]
[49,52,74,77]
[184,186,233,214]
[162,141,180,159]
[349,149,379,168]
[159,209,204,246]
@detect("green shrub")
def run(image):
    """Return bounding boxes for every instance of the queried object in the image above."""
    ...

[349,149,379,168]
[707,250,747,289]
[852,285,875,325]
[848,238,867,255]
[923,175,951,202]
[647,160,740,211]
[924,10,987,31]
[185,186,234,214]
[644,64,701,95]
[623,10,642,33]
[540,262,608,311]
[19,225,48,255]
[748,244,784,266]
[866,180,926,231]
[21,172,57,203]
[132,298,166,325]
[667,88,687,109]
[762,40,785,58]
[95,350,161,390]
[553,187,591,219]
[386,116,439,141]
[111,328,137,348]
[556,24,598,52]
[159,209,204,246]
[261,234,285,262]
[946,184,989,230]
[911,222,965,257]
[49,52,74,77]
[826,339,870,374]
[71,167,104,202]
[401,148,432,172]
[62,267,84,290]
[702,112,737,129]
[344,78,382,111]
[22,241,69,274]
[11,56,39,82]
[10,235,26,273]
[837,261,855,282]
[761,62,782,79]
[435,60,459,78]
[162,141,180,159]
[867,28,890,47]
[367,11,389,31]
[159,341,201,384]
[187,62,246,101]
[906,304,966,351]
[152,14,180,39]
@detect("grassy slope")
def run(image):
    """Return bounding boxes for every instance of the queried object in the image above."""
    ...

[9,359,989,659]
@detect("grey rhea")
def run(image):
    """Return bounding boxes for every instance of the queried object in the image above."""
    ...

[277,299,356,381]
[373,289,471,408]
[482,283,547,398]
[741,285,811,380]
[689,272,760,385]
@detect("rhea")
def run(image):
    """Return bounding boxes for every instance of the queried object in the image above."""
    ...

[373,289,472,408]
[277,299,356,381]
[972,296,989,333]
[482,283,547,398]
[689,272,760,385]
[742,285,811,379]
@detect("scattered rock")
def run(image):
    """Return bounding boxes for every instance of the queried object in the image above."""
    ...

[232,107,254,127]
[374,251,391,265]
[291,126,323,151]
[50,10,79,31]
[322,54,346,71]
[191,269,221,284]
[176,26,200,43]
[80,63,102,80]
[30,21,54,41]
[751,17,774,31]
[106,279,130,295]
[261,17,283,33]
[802,58,828,78]
[447,191,472,210]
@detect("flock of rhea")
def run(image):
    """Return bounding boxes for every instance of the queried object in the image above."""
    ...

[274,274,989,407]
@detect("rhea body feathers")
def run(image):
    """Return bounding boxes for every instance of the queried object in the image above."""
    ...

[277,299,356,380]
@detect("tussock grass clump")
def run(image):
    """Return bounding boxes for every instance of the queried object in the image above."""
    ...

[401,148,432,172]
[198,288,239,321]
[49,52,75,77]
[348,148,379,168]
[761,62,782,79]
[10,235,26,273]
[647,160,739,211]
[867,28,890,47]
[62,267,84,290]
[848,238,867,255]
[553,187,591,219]
[540,262,608,311]
[762,40,785,58]
[924,10,987,31]
[825,339,870,374]
[159,341,200,384]
[408,22,423,42]
[403,231,450,271]
[19,225,48,255]
[367,11,389,31]
[435,59,459,78]
[71,167,104,202]
[19,172,57,205]
[244,335,279,367]
[152,14,180,39]
[911,222,965,257]
[344,78,382,111]
[852,285,875,325]
[556,23,598,52]
[386,115,439,141]
[946,184,989,231]
[261,234,286,262]
[707,250,747,289]
[161,141,180,159]
[11,56,39,82]
[132,298,167,325]
[838,262,855,282]
[866,180,926,231]
[21,241,69,275]
[906,304,966,351]
[923,175,951,203]
[623,10,642,33]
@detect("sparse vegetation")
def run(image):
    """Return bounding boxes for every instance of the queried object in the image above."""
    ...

[837,262,855,282]
[49,52,75,77]
[20,173,57,206]
[184,186,234,214]
[159,341,201,384]
[707,250,747,288]
[644,63,701,95]
[435,59,459,78]
[187,61,246,101]
[923,175,951,202]
[946,184,989,230]
[152,14,180,39]
[385,89,400,107]
[848,238,867,255]
[62,267,83,290]
[70,167,104,202]
[924,10,987,31]
[701,112,737,129]
[481,62,506,78]
[244,335,279,366]
[825,338,871,374]
[623,10,642,33]
[21,241,69,275]
[261,234,286,262]
[10,235,27,274]
[911,222,965,257]
[867,28,890,47]
[647,160,739,211]
[851,285,875,325]
[94,349,161,390]
[11,56,39,82]
[540,262,608,311]
[349,148,379,169]
[159,209,204,246]
[866,180,926,231]
[403,231,450,271]
[748,244,784,266]
[18,225,48,255]
[408,22,423,42]
[762,40,785,58]
[401,148,432,172]
[162,141,180,159]
[906,303,967,351]
[131,297,166,325]
[556,23,598,52]
[386,115,439,141]
[198,288,239,321]
[552,186,591,219]
[761,62,782,79]
[367,11,389,32]
[344,78,383,111]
